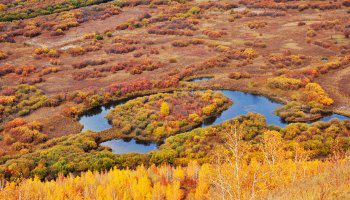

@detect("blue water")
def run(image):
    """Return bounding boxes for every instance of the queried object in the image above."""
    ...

[79,106,113,132]
[320,114,350,122]
[189,77,213,82]
[100,139,157,154]
[79,90,350,154]
[79,100,126,132]
[202,90,285,127]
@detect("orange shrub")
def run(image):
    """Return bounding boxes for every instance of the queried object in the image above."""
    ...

[247,21,267,29]
[228,72,251,79]
[0,95,16,105]
[0,50,8,60]
[38,67,60,77]
[0,64,14,76]
[302,83,333,106]
[4,118,27,131]
[15,66,36,76]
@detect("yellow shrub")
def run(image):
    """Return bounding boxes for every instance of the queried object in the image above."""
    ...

[0,4,6,11]
[303,83,333,106]
[268,76,303,90]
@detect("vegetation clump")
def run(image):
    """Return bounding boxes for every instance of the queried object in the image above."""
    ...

[268,76,303,90]
[228,72,251,80]
[273,82,334,122]
[0,50,8,60]
[1,118,47,155]
[0,84,47,123]
[106,91,232,141]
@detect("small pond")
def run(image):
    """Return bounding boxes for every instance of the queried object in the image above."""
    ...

[100,139,157,154]
[79,90,350,154]
[188,77,213,82]
[79,106,113,132]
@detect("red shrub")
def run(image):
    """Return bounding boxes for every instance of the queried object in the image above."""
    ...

[72,59,107,69]
[344,29,350,38]
[344,0,350,7]
[105,45,137,54]
[0,64,15,77]
[19,76,43,84]
[15,66,36,76]
[72,70,105,81]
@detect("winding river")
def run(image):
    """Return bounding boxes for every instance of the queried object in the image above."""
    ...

[79,89,350,154]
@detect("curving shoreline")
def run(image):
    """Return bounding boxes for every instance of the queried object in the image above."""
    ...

[79,89,350,154]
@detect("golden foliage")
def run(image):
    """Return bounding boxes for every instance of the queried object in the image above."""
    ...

[303,83,334,106]
[1,157,349,200]
[160,102,170,116]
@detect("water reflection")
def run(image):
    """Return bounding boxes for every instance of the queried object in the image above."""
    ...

[100,139,157,154]
[79,90,350,154]
[188,77,213,82]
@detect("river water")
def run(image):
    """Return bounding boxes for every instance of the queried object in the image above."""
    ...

[79,89,350,154]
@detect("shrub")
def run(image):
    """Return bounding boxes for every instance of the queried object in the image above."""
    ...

[68,47,86,56]
[105,31,113,37]
[83,33,96,39]
[268,53,307,68]
[189,113,201,123]
[35,48,60,58]
[344,0,350,7]
[95,34,103,40]
[18,109,30,116]
[307,29,316,37]
[38,67,60,77]
[72,70,104,81]
[344,29,350,38]
[160,102,170,116]
[268,76,303,90]
[169,58,177,63]
[35,48,50,55]
[15,66,36,76]
[247,21,267,29]
[105,45,137,54]
[51,28,64,36]
[0,50,8,60]
[87,95,103,108]
[72,59,107,69]
[228,72,251,79]
[302,83,333,106]
[19,77,43,85]
[0,4,6,11]
[4,118,27,131]
[0,64,16,76]
[242,48,258,59]
[203,29,227,38]
[0,95,16,105]
[47,49,60,58]
[202,105,215,115]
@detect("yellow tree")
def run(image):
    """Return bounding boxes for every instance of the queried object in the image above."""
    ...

[261,130,285,165]
[209,123,249,200]
[160,102,170,116]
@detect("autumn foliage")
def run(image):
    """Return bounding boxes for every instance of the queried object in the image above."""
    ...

[106,91,231,141]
